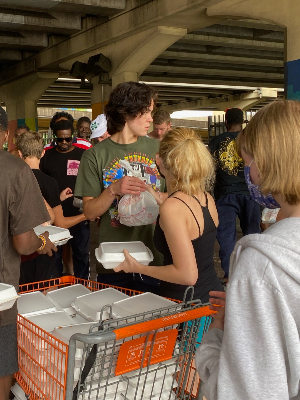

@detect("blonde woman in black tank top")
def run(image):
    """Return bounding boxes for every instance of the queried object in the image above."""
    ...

[114,127,223,301]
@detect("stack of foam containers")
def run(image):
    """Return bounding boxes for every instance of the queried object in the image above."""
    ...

[16,281,180,399]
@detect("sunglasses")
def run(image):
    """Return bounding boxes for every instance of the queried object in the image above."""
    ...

[56,137,72,143]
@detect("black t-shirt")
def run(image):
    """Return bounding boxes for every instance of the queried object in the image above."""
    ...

[40,146,85,217]
[32,169,61,209]
[208,131,249,200]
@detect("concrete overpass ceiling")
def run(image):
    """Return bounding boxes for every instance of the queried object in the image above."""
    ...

[140,20,284,109]
[0,1,284,112]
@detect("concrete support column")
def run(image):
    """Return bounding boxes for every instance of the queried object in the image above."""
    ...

[112,72,138,89]
[110,26,187,88]
[207,0,300,100]
[1,72,58,149]
[90,78,111,120]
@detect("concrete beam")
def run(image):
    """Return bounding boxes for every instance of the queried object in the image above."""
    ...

[0,49,22,61]
[145,64,284,80]
[198,24,284,41]
[142,75,284,89]
[161,88,278,112]
[0,0,126,16]
[180,33,284,51]
[171,42,284,60]
[159,50,283,67]
[0,10,81,35]
[0,31,48,50]
[219,18,285,32]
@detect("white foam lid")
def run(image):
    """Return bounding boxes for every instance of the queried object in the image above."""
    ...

[73,288,129,321]
[18,291,57,316]
[46,284,90,311]
[27,311,75,332]
[95,241,153,269]
[112,293,176,318]
[0,283,17,303]
[33,225,71,243]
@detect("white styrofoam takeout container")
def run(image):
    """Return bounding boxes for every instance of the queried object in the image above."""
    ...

[46,284,90,315]
[18,291,56,317]
[95,241,153,269]
[72,288,129,321]
[0,283,19,311]
[112,292,176,319]
[33,225,72,246]
[26,311,75,333]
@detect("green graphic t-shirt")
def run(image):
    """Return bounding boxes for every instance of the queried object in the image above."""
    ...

[75,136,164,273]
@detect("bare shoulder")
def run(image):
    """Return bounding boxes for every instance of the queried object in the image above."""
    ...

[159,197,186,220]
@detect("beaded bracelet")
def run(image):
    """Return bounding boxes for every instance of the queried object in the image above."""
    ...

[37,234,46,251]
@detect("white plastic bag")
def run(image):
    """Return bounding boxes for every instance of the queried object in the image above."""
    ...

[261,207,280,224]
[117,159,159,226]
[118,191,159,226]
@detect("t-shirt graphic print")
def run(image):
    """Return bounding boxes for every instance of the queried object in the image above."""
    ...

[103,152,161,227]
[67,159,80,176]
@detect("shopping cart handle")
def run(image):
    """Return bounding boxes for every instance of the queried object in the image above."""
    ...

[114,305,216,340]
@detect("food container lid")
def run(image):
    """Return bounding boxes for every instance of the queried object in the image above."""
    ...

[95,241,153,268]
[46,284,90,311]
[18,291,57,316]
[33,225,72,245]
[27,311,75,332]
[0,283,18,303]
[73,288,129,321]
[112,292,176,319]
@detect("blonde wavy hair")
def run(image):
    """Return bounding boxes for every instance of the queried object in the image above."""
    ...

[237,100,300,205]
[16,130,44,159]
[159,127,215,195]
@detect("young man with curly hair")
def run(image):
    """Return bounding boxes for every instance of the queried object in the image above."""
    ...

[75,81,165,290]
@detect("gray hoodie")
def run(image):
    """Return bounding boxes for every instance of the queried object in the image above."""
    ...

[196,218,300,400]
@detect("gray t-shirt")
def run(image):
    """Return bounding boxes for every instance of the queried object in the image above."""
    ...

[0,151,50,326]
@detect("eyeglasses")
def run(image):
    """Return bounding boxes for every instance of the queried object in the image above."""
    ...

[56,137,72,143]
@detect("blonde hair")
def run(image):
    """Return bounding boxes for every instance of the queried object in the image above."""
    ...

[159,127,215,195]
[237,100,300,205]
[16,131,44,159]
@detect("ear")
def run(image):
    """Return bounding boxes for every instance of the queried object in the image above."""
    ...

[167,123,172,131]
[41,149,45,158]
[18,150,23,159]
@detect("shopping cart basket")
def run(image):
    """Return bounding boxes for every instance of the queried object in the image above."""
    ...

[16,276,215,400]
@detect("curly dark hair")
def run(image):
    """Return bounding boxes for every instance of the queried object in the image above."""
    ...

[105,82,157,135]
[53,119,74,136]
[50,111,74,130]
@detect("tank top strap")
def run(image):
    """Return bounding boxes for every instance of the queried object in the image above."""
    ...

[172,196,201,236]
[192,193,208,208]
[192,193,216,231]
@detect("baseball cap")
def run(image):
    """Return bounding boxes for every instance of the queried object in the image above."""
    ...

[90,114,107,139]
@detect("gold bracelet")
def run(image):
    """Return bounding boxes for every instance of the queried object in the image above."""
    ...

[37,234,46,251]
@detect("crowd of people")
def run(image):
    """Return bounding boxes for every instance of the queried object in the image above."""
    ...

[1,80,300,399]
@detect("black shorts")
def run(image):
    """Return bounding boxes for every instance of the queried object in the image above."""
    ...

[0,323,18,377]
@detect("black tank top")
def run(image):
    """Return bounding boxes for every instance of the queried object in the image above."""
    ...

[154,193,223,302]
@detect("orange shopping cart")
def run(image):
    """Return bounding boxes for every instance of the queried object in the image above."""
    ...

[16,276,215,400]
